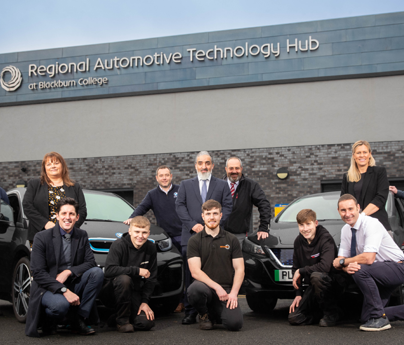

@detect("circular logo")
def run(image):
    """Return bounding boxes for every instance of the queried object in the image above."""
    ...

[1,65,22,92]
[115,232,123,238]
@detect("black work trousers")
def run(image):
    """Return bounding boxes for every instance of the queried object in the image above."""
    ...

[288,272,346,325]
[188,281,243,331]
[101,275,155,330]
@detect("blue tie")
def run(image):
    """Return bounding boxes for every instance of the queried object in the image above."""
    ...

[201,180,207,203]
[351,228,357,258]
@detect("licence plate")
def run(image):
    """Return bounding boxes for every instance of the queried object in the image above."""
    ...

[274,269,292,282]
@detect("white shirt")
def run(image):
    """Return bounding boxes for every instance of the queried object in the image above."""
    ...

[227,178,239,191]
[198,174,212,194]
[338,213,404,262]
[159,184,172,195]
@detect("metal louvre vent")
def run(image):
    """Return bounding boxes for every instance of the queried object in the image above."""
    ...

[271,248,294,266]
[88,238,116,253]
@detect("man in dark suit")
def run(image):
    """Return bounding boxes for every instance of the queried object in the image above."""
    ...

[176,151,232,325]
[26,197,104,337]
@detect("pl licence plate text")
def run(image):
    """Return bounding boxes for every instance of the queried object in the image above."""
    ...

[274,269,292,282]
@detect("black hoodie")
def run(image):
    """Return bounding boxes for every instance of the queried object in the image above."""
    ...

[292,225,337,296]
[105,232,157,304]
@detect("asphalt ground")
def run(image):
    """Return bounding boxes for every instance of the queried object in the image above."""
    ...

[1,297,404,345]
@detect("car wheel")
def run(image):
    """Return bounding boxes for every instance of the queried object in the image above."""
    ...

[12,257,31,323]
[246,292,277,313]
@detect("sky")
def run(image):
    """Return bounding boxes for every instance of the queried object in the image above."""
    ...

[2,0,404,54]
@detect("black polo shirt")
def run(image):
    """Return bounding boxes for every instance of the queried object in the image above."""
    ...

[187,227,243,288]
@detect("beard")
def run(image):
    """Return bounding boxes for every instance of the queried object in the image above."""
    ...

[205,222,219,230]
[197,171,211,180]
[227,173,241,182]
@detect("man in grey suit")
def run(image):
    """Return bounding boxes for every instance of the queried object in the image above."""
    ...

[176,151,233,325]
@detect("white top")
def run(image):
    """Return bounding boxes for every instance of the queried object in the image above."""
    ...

[198,174,212,193]
[227,178,240,191]
[338,213,404,262]
[159,184,172,195]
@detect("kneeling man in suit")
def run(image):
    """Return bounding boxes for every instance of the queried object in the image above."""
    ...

[26,197,104,337]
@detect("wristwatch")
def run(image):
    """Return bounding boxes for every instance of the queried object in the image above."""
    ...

[60,287,67,293]
[339,258,346,267]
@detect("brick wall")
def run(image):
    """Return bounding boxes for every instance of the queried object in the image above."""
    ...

[1,140,404,229]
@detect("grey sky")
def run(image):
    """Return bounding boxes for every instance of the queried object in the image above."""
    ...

[2,0,404,54]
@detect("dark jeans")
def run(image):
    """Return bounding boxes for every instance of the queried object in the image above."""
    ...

[288,272,346,325]
[352,261,404,322]
[100,275,155,330]
[41,267,103,320]
[187,281,243,331]
[182,245,197,316]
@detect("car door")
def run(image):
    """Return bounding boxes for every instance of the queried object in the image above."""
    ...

[0,199,16,293]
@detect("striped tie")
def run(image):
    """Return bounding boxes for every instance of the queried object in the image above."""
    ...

[230,182,236,197]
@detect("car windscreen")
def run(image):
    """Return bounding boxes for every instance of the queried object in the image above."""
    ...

[84,192,134,222]
[278,194,340,222]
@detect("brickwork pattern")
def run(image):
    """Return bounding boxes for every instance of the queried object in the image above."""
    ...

[1,140,404,229]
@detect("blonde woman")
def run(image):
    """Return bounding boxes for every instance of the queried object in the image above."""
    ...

[340,140,390,230]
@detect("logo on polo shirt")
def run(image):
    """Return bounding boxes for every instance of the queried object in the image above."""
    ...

[311,253,320,258]
[220,244,230,250]
[1,65,22,91]
[174,192,178,198]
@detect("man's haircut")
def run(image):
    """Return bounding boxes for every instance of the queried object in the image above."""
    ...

[202,199,222,213]
[338,194,358,207]
[56,197,79,214]
[155,165,171,176]
[195,151,213,164]
[296,209,317,224]
[130,216,151,229]
[225,156,243,167]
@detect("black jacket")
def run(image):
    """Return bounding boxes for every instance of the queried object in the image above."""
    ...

[23,178,87,241]
[341,165,390,230]
[222,174,271,234]
[26,224,96,337]
[104,233,157,304]
[292,225,337,296]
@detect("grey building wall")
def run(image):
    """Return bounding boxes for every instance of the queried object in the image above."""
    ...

[1,141,404,229]
[1,74,403,162]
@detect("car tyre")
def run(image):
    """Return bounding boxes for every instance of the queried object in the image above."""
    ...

[246,293,277,313]
[388,284,404,306]
[12,257,31,323]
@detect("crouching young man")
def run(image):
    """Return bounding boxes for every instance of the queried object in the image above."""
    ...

[101,216,157,333]
[289,209,345,327]
[187,200,244,331]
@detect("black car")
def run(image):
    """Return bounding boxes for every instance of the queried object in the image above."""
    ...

[242,191,404,313]
[0,188,183,322]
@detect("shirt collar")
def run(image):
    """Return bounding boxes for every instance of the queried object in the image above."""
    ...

[159,184,173,194]
[227,178,239,186]
[58,223,73,237]
[201,226,224,238]
[352,213,365,231]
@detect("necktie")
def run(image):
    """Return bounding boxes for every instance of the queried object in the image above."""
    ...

[350,228,357,258]
[230,182,236,198]
[201,180,207,203]
[64,233,71,242]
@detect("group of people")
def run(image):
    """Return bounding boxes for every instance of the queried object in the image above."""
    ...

[5,139,404,337]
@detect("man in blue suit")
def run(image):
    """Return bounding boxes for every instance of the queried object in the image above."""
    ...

[176,151,232,325]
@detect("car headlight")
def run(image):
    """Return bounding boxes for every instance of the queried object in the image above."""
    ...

[157,237,172,252]
[243,238,265,255]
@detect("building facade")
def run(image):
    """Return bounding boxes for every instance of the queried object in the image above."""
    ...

[1,12,404,225]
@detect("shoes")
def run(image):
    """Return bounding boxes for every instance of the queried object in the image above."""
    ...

[319,313,342,327]
[360,316,391,332]
[174,303,185,313]
[41,322,57,335]
[199,313,213,330]
[117,323,135,333]
[182,313,197,325]
[70,315,96,335]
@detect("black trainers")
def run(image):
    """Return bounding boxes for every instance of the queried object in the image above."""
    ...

[360,316,391,331]
[199,313,213,330]
[319,312,342,327]
[71,315,96,335]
